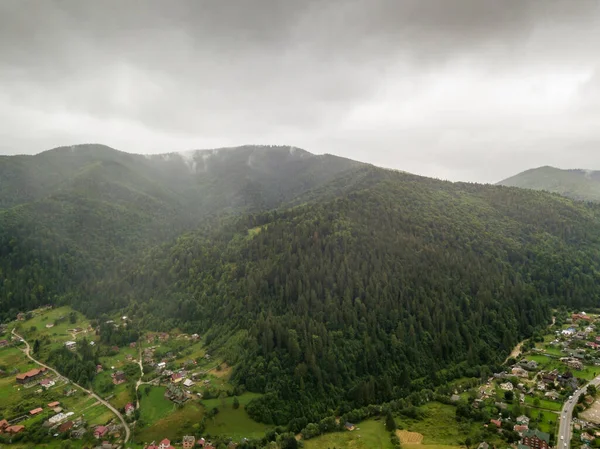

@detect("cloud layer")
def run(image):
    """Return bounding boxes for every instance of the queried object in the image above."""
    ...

[1,0,599,182]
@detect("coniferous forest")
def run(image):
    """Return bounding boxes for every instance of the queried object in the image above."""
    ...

[3,145,600,425]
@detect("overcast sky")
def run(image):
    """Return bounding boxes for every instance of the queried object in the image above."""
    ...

[1,0,600,182]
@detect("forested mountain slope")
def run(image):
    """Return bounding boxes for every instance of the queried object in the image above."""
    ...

[498,166,600,202]
[0,144,362,319]
[94,167,600,425]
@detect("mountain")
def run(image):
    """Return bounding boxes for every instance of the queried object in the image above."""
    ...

[89,166,600,426]
[0,144,363,318]
[497,166,600,202]
[5,144,600,428]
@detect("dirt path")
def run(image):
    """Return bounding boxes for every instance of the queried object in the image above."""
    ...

[504,315,556,365]
[505,341,525,364]
[135,348,144,410]
[12,329,131,443]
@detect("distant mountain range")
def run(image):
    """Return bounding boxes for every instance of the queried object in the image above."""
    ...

[498,166,600,202]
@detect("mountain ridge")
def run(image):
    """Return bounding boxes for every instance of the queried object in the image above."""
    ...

[497,165,600,202]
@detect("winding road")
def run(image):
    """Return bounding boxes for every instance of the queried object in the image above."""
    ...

[12,329,131,444]
[557,375,600,449]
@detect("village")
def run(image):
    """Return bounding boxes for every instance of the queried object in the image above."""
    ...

[470,312,600,449]
[0,306,252,449]
[6,305,600,449]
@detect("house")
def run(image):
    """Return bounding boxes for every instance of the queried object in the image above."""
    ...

[94,425,108,438]
[164,384,188,404]
[30,407,43,415]
[562,328,577,336]
[125,403,135,416]
[17,312,25,321]
[45,323,54,328]
[500,382,514,391]
[198,437,206,446]
[517,415,530,426]
[490,419,502,428]
[581,432,594,443]
[49,412,68,425]
[191,333,200,340]
[59,420,74,433]
[573,313,591,322]
[171,372,184,383]
[97,364,103,373]
[4,425,25,434]
[344,422,356,431]
[521,360,539,370]
[541,372,557,384]
[159,438,173,449]
[183,378,194,388]
[0,419,9,431]
[16,367,47,384]
[112,371,126,385]
[568,360,584,370]
[545,390,560,400]
[130,342,137,348]
[450,394,461,402]
[478,443,489,449]
[522,429,550,449]
[536,381,546,391]
[40,378,55,388]
[514,424,529,434]
[0,339,9,347]
[513,367,529,378]
[183,435,196,449]
[157,361,166,370]
[65,341,76,351]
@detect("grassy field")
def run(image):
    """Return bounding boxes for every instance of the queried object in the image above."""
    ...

[395,402,478,446]
[524,395,563,411]
[135,399,204,444]
[202,392,271,440]
[525,407,559,434]
[139,386,176,425]
[304,418,394,449]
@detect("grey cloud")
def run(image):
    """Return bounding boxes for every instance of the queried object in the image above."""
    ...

[1,0,600,181]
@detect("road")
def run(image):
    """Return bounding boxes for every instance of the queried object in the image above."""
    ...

[12,329,131,444]
[557,375,600,449]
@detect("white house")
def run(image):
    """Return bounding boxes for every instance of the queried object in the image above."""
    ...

[500,382,514,391]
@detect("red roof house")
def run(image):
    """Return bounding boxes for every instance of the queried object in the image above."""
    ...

[5,425,25,434]
[16,367,47,384]
[59,420,74,433]
[490,419,502,428]
[94,425,109,438]
[47,401,60,408]
[29,407,43,415]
